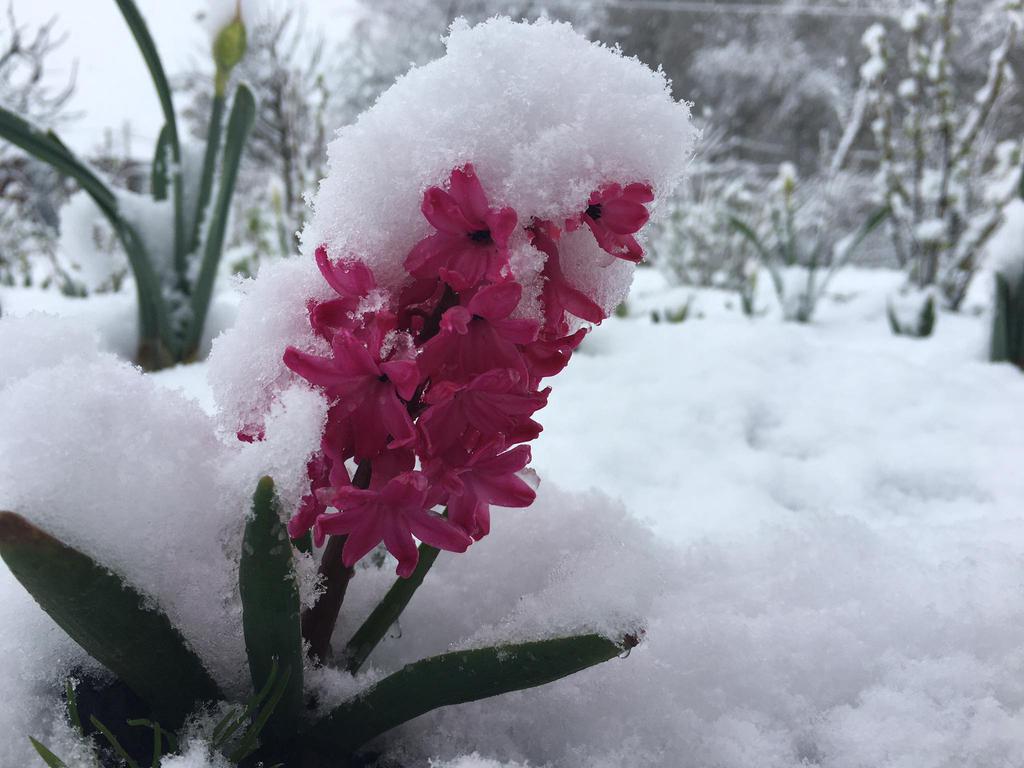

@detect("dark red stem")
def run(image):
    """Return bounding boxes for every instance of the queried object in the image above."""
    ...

[301,461,372,663]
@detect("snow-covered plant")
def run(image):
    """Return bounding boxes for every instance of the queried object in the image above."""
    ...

[0,0,256,369]
[729,163,888,323]
[860,0,1023,333]
[650,170,760,295]
[991,263,1024,367]
[1,18,695,767]
[183,6,334,263]
[990,188,1024,368]
[0,6,74,293]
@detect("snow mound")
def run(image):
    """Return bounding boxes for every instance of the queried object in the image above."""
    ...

[0,320,324,698]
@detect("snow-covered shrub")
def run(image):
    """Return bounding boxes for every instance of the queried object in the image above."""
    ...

[988,199,1024,368]
[649,169,759,304]
[1,17,695,767]
[0,7,74,295]
[729,164,887,323]
[0,1,255,369]
[860,1,1023,332]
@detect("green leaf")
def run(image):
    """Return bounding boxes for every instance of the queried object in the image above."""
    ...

[90,715,140,768]
[190,95,226,254]
[239,477,304,742]
[228,663,293,763]
[342,543,439,675]
[112,0,186,283]
[0,512,223,728]
[65,679,82,736]
[151,124,170,201]
[0,105,173,359]
[991,272,1011,362]
[185,83,256,357]
[308,633,637,754]
[28,738,68,768]
[0,106,116,217]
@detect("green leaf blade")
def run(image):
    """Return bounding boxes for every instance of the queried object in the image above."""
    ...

[239,478,304,743]
[309,632,635,754]
[0,512,222,728]
[28,738,68,768]
[342,543,440,675]
[185,83,257,357]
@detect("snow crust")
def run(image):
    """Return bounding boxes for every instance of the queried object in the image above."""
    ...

[303,17,696,308]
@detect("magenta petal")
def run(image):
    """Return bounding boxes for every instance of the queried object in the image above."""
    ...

[440,306,472,335]
[440,244,489,291]
[284,347,342,388]
[316,246,375,297]
[376,385,416,447]
[476,444,532,474]
[422,187,475,234]
[448,165,490,224]
[406,233,456,278]
[383,521,421,578]
[623,182,655,203]
[468,280,521,319]
[446,490,479,533]
[557,282,606,324]
[486,207,518,250]
[493,318,540,345]
[419,398,467,454]
[476,472,536,508]
[380,359,420,401]
[601,198,650,235]
[409,511,473,553]
[342,517,385,568]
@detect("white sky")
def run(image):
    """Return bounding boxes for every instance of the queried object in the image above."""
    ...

[8,0,359,155]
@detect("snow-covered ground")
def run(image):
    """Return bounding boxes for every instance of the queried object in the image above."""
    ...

[2,265,1022,767]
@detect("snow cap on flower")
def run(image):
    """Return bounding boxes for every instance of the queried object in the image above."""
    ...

[303,16,697,314]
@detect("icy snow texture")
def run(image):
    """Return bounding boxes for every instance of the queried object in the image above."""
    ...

[303,17,695,309]
[161,741,234,768]
[207,256,330,433]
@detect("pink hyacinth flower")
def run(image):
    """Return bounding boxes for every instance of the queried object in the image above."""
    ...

[427,442,535,540]
[316,470,471,577]
[405,164,518,290]
[528,221,605,335]
[419,368,548,455]
[308,247,377,338]
[418,280,539,382]
[569,182,653,263]
[284,330,421,460]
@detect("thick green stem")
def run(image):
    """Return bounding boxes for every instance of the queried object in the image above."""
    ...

[341,543,440,674]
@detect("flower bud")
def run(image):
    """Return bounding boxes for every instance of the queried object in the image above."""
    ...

[212,12,247,95]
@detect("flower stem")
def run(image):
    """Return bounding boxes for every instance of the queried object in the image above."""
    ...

[340,543,440,674]
[300,461,371,663]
